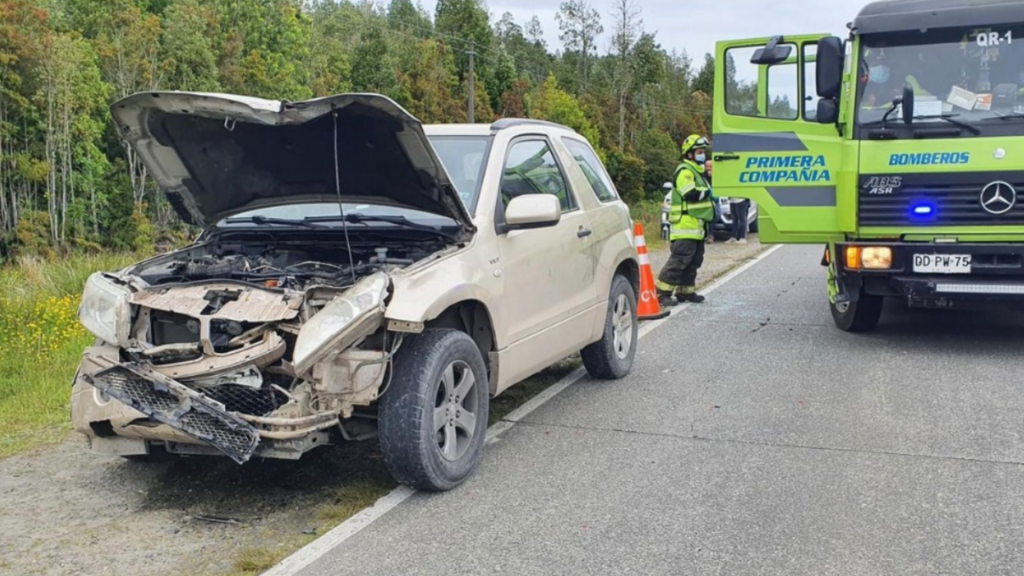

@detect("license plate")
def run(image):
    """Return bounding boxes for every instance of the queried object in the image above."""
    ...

[913,253,972,274]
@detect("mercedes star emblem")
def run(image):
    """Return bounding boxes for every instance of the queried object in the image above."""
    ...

[980,181,1017,215]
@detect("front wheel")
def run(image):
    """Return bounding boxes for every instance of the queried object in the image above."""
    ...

[830,289,883,332]
[581,275,638,380]
[378,329,490,491]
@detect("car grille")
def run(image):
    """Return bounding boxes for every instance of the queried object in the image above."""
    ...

[859,172,1024,227]
[202,383,287,417]
[85,364,261,463]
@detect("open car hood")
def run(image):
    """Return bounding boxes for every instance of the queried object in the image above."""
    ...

[111,92,475,236]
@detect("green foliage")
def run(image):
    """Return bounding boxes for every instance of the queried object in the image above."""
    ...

[351,26,397,96]
[161,0,221,92]
[0,0,716,260]
[692,53,715,97]
[435,0,490,81]
[604,148,646,204]
[532,74,601,149]
[387,0,432,35]
[0,251,141,457]
[636,129,678,199]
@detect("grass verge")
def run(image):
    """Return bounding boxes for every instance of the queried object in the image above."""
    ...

[0,253,140,458]
[629,199,666,250]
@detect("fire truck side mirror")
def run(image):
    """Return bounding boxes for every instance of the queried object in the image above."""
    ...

[816,99,839,124]
[816,36,844,100]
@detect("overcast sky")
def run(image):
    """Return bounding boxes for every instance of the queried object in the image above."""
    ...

[415,0,873,63]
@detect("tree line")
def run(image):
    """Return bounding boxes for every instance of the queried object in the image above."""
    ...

[0,0,724,260]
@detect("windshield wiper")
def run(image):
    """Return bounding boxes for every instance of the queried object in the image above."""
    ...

[310,213,458,241]
[911,114,982,135]
[995,112,1024,121]
[225,215,327,229]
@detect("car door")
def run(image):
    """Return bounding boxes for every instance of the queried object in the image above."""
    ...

[712,35,847,244]
[495,136,598,372]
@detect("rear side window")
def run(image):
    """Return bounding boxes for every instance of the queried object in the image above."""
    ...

[562,138,618,202]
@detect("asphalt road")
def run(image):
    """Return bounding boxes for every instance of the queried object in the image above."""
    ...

[294,245,1024,576]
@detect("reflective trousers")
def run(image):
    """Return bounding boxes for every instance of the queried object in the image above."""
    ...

[656,239,705,296]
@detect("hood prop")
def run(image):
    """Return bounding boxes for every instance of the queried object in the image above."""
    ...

[333,110,358,286]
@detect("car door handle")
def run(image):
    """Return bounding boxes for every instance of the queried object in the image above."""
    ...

[714,154,740,161]
[577,227,592,238]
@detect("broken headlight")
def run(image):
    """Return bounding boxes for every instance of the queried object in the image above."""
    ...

[293,272,390,376]
[78,273,132,347]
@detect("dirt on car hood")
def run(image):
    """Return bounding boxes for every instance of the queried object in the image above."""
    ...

[111,91,475,234]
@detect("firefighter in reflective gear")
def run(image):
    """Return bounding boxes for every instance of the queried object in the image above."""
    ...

[860,48,932,109]
[656,134,716,306]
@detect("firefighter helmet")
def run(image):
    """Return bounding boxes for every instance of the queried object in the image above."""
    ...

[680,134,710,156]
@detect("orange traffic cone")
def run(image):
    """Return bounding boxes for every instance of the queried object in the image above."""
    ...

[634,222,670,321]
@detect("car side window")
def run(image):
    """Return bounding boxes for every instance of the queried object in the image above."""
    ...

[501,139,575,212]
[562,138,618,202]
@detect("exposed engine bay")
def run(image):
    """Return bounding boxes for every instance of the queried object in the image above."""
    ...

[78,233,449,463]
[135,237,438,291]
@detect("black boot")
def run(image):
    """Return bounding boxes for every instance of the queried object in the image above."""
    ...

[657,291,677,308]
[678,292,706,303]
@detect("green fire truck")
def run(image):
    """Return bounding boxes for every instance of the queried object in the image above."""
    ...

[712,0,1024,331]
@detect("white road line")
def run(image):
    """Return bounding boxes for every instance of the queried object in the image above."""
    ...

[261,243,785,576]
[639,244,783,339]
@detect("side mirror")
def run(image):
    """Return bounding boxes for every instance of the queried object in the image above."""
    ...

[901,82,915,125]
[505,194,561,231]
[816,98,839,124]
[751,35,793,65]
[816,36,844,99]
[662,182,673,191]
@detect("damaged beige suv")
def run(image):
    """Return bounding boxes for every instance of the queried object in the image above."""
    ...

[71,92,639,491]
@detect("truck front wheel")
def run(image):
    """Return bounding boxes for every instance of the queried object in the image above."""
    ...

[830,290,883,332]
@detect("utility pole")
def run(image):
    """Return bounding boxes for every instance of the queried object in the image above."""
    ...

[467,42,476,123]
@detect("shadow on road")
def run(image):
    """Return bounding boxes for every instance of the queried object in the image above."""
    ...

[860,299,1024,354]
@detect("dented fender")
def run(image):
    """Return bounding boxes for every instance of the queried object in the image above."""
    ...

[383,256,504,345]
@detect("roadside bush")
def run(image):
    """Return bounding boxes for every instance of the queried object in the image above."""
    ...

[637,129,679,200]
[0,252,139,457]
[605,148,647,204]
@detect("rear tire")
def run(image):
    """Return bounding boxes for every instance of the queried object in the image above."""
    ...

[378,329,489,491]
[749,215,759,233]
[581,275,638,380]
[830,289,883,332]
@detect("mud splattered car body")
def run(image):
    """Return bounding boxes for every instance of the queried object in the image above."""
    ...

[71,92,639,490]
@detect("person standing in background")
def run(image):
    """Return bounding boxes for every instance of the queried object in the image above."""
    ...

[727,193,750,244]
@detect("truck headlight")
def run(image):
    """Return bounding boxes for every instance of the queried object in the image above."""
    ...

[78,273,132,346]
[861,247,892,270]
[846,246,892,270]
[293,272,390,376]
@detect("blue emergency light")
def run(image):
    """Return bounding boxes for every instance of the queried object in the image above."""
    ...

[910,201,936,221]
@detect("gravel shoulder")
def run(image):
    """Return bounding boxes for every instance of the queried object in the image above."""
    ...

[0,238,768,576]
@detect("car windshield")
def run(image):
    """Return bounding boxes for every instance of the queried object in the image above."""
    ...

[217,203,455,226]
[426,135,492,214]
[857,23,1024,129]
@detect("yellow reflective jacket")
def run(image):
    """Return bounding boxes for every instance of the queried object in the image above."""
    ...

[668,160,715,241]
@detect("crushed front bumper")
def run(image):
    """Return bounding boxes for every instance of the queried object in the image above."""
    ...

[84,362,260,463]
[835,241,1024,309]
[71,345,338,463]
